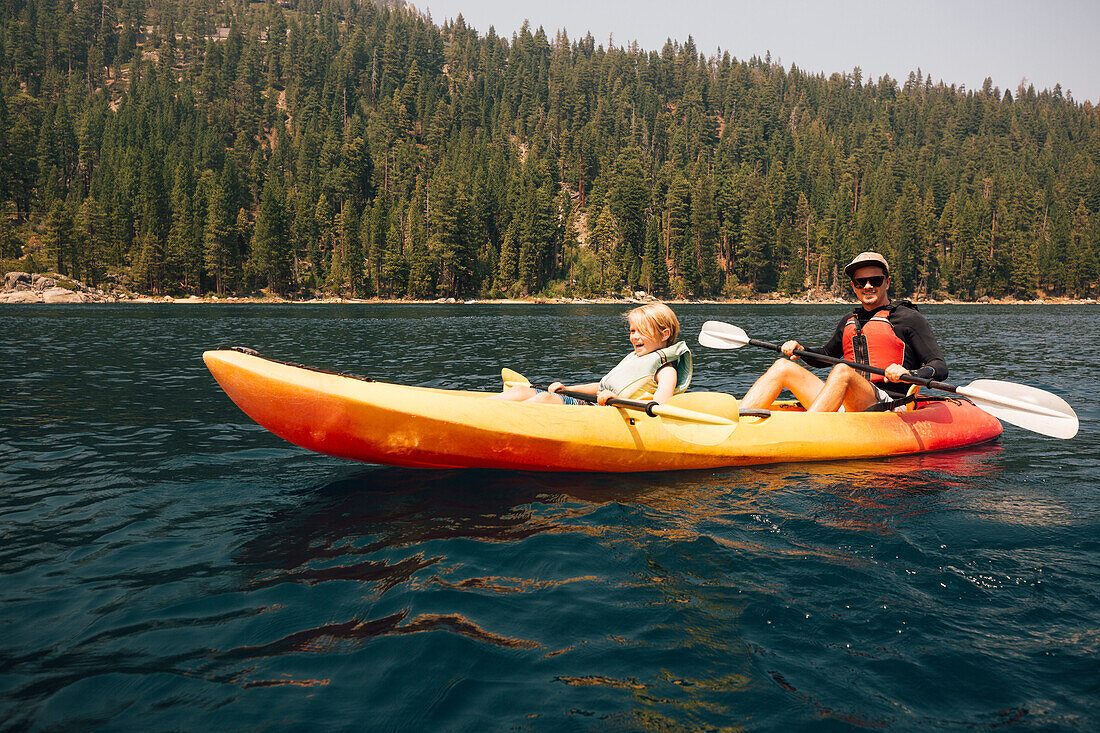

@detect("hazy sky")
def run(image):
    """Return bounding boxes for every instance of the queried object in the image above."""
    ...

[420,0,1100,104]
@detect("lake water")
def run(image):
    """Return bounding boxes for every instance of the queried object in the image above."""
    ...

[1,303,1097,730]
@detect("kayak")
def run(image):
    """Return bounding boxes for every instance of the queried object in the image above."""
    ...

[204,349,1003,472]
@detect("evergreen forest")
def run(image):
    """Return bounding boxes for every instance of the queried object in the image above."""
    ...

[2,0,1099,300]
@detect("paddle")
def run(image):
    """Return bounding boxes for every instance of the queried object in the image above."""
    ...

[698,320,1079,439]
[501,367,532,391]
[499,368,741,446]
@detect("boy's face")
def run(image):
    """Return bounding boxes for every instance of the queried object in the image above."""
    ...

[629,317,671,355]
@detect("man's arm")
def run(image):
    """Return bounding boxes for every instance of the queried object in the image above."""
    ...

[892,307,948,381]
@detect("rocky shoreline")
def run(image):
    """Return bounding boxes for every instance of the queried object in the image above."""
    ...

[2,270,1095,306]
[1,271,119,303]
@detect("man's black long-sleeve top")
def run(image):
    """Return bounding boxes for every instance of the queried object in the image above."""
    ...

[800,300,948,397]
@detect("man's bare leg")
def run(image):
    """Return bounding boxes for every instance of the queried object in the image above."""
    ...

[740,358,827,409]
[807,364,881,412]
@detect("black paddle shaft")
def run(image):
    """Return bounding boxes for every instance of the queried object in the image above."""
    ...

[751,338,959,394]
[557,388,661,416]
[555,388,770,419]
[520,378,661,415]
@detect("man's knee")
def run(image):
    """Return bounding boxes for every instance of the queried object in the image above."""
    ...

[827,363,857,382]
[769,358,803,376]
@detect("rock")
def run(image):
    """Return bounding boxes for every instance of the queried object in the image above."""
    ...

[4,271,31,289]
[42,287,85,303]
[0,290,42,303]
[2,271,111,303]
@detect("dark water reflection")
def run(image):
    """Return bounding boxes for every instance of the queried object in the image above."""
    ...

[1,303,1097,730]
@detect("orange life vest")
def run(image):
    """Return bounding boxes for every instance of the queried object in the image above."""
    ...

[842,307,906,383]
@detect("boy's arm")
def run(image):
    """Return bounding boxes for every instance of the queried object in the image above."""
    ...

[649,365,679,404]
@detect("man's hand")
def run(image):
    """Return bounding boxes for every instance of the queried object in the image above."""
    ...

[884,364,909,382]
[781,340,803,359]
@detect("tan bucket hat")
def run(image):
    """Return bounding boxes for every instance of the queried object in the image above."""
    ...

[844,251,890,279]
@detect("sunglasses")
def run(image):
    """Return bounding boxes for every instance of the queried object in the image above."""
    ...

[851,275,886,288]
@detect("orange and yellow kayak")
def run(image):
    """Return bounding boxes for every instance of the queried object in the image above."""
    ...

[203,349,1003,472]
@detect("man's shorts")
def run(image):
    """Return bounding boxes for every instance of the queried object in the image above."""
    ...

[837,382,910,412]
[871,383,911,412]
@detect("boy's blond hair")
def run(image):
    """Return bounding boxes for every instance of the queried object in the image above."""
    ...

[625,302,680,347]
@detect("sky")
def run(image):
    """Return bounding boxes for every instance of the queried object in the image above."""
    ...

[419,0,1100,104]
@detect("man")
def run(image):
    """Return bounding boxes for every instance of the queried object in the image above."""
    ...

[739,251,947,412]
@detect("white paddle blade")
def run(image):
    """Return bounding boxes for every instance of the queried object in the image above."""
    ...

[959,379,1079,439]
[698,321,750,349]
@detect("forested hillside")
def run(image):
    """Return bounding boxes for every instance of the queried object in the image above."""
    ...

[2,0,1099,300]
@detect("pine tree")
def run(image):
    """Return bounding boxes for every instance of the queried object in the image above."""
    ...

[291,183,319,289]
[203,175,233,295]
[521,184,558,293]
[739,193,773,289]
[342,202,364,296]
[1010,231,1039,299]
[1068,199,1095,297]
[381,209,408,296]
[610,150,649,260]
[889,187,921,294]
[6,94,42,220]
[406,222,435,298]
[0,203,20,260]
[43,200,73,275]
[167,166,197,293]
[591,204,619,293]
[794,192,813,289]
[496,227,518,293]
[953,198,981,298]
[434,179,475,297]
[251,171,291,294]
[691,174,719,294]
[74,196,107,287]
[665,172,693,293]
[642,214,668,295]
[327,202,350,295]
[133,223,165,294]
[314,194,335,285]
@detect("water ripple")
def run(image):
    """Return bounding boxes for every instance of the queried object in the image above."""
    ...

[1,303,1097,730]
